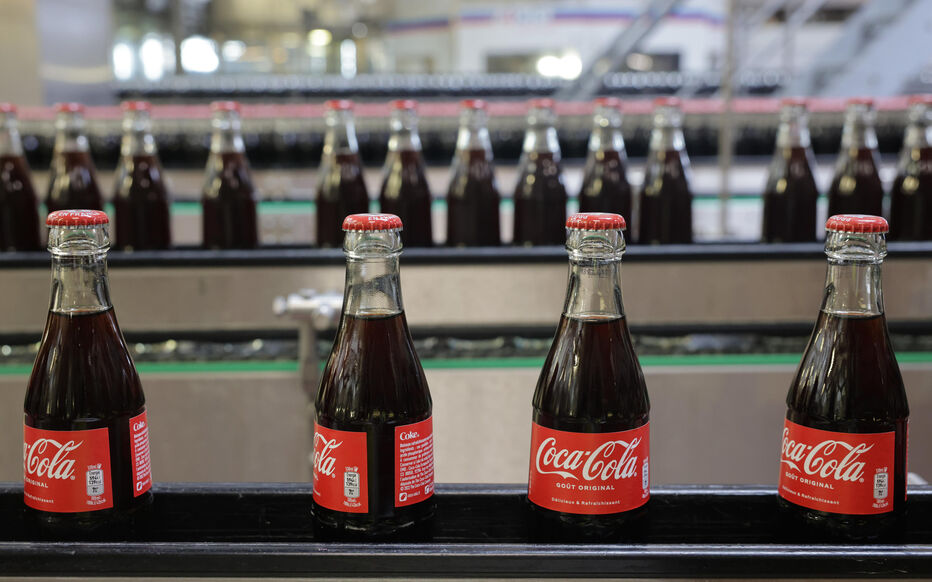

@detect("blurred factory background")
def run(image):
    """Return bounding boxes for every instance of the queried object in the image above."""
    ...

[0,0,930,487]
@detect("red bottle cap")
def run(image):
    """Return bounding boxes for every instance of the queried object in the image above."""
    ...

[593,96,621,109]
[0,103,16,114]
[121,100,152,112]
[342,213,403,232]
[325,99,354,111]
[566,212,626,231]
[54,102,85,114]
[529,98,555,110]
[210,101,241,113]
[653,96,681,108]
[460,99,487,110]
[780,97,808,108]
[825,214,888,234]
[391,99,418,110]
[846,97,874,107]
[908,94,932,106]
[46,210,110,227]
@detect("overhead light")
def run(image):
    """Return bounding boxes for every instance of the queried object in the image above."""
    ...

[222,40,247,62]
[308,29,332,47]
[340,39,357,78]
[140,36,165,81]
[626,53,654,71]
[112,42,134,81]
[180,36,219,74]
[536,55,561,77]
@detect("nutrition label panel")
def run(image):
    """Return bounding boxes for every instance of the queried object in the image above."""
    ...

[395,417,434,508]
[130,411,152,497]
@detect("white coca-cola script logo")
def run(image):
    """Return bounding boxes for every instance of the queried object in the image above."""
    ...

[535,436,641,481]
[313,433,342,478]
[23,439,83,480]
[781,428,871,482]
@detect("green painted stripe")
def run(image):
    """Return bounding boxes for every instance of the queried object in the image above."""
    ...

[0,352,930,376]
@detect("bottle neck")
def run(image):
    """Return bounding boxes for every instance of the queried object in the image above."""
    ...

[902,105,931,151]
[387,109,422,152]
[840,108,878,151]
[0,113,24,157]
[324,110,359,158]
[210,112,245,154]
[120,112,158,157]
[588,108,626,154]
[49,252,112,314]
[522,107,560,155]
[343,255,403,317]
[775,107,812,149]
[564,256,625,319]
[821,231,885,317]
[53,113,90,154]
[456,108,493,153]
[649,126,686,154]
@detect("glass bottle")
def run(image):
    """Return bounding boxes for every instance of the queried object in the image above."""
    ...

[315,100,370,248]
[513,98,568,246]
[638,97,693,244]
[446,99,501,246]
[761,98,820,242]
[201,101,259,249]
[313,213,434,539]
[46,103,104,212]
[0,103,41,250]
[113,101,172,250]
[827,98,884,218]
[778,214,908,540]
[379,100,433,247]
[578,97,633,222]
[889,95,932,240]
[24,210,152,536]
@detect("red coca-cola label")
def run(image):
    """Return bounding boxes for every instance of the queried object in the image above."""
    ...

[394,417,434,508]
[312,423,368,513]
[23,425,113,513]
[528,422,650,515]
[779,419,895,515]
[130,411,152,497]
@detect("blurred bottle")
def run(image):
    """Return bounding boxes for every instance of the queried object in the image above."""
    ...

[46,103,104,213]
[638,97,693,244]
[316,100,370,248]
[827,98,883,218]
[113,101,172,251]
[513,98,567,246]
[889,95,932,240]
[379,100,433,246]
[201,101,259,249]
[578,97,632,223]
[0,103,41,251]
[446,99,501,246]
[761,99,820,242]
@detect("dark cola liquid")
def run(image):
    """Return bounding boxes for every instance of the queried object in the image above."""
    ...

[202,152,259,249]
[379,149,433,247]
[113,154,172,250]
[827,149,884,217]
[889,147,932,240]
[762,147,820,242]
[0,155,41,250]
[578,150,632,221]
[531,315,649,540]
[24,308,152,536]
[316,152,370,248]
[314,311,434,538]
[513,151,567,246]
[446,149,501,246]
[781,312,908,540]
[46,151,104,212]
[638,150,693,244]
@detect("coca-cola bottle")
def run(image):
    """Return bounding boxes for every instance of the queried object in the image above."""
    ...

[762,99,819,242]
[113,101,172,251]
[513,98,567,246]
[313,214,434,538]
[201,101,259,249]
[827,99,884,218]
[446,99,501,246]
[778,214,908,540]
[528,212,650,540]
[889,95,932,240]
[316,100,370,248]
[46,103,104,213]
[0,103,41,251]
[578,97,633,222]
[379,100,433,247]
[24,210,153,536]
[638,97,693,244]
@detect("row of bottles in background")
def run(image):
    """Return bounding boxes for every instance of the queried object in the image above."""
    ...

[2,97,931,251]
[763,95,932,242]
